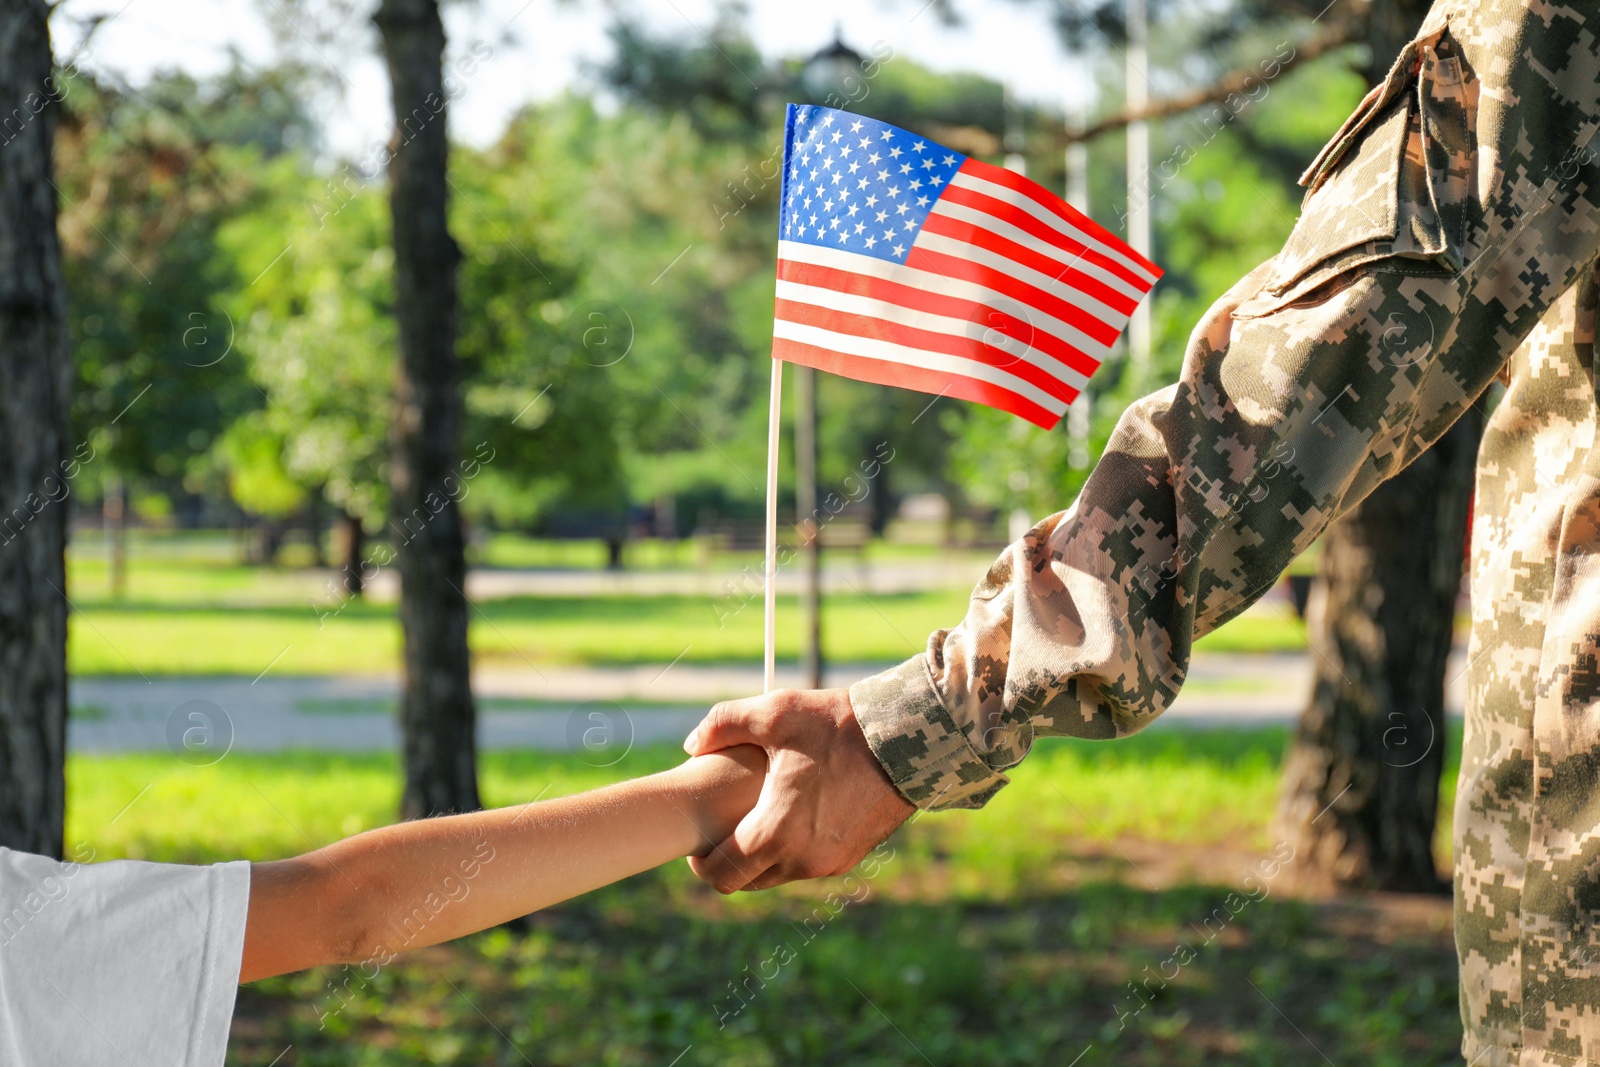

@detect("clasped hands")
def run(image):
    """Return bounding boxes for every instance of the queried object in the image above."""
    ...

[681,687,915,892]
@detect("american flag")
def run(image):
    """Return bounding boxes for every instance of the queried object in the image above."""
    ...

[774,104,1161,429]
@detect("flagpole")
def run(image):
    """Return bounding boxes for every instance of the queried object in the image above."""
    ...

[763,357,783,694]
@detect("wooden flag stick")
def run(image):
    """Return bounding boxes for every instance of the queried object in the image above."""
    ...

[763,357,783,694]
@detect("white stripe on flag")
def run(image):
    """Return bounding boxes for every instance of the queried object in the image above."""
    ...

[772,318,1069,418]
[773,278,1089,392]
[776,241,1115,363]
[949,171,1161,286]
[928,199,1150,305]
[913,230,1128,333]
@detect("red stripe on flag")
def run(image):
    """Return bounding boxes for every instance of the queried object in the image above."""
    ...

[920,211,1139,318]
[772,337,1066,429]
[773,297,1081,404]
[958,157,1164,280]
[777,257,1102,378]
[937,182,1153,294]
[905,245,1123,348]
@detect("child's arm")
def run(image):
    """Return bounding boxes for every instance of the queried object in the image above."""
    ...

[239,746,764,983]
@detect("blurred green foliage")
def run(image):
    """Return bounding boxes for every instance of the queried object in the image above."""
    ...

[56,5,1367,547]
[56,65,274,494]
[215,156,396,522]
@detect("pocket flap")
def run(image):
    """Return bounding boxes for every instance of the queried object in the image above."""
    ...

[1265,100,1411,297]
[1297,30,1433,193]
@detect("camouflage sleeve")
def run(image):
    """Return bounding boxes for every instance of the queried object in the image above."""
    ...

[850,5,1600,811]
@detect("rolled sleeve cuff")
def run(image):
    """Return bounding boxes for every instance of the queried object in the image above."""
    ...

[849,654,1010,811]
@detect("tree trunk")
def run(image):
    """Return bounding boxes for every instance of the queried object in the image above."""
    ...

[337,509,366,598]
[307,490,327,568]
[1278,404,1483,891]
[104,475,127,597]
[796,365,823,689]
[375,0,480,819]
[1366,1,1432,80]
[1274,0,1462,893]
[867,438,892,536]
[247,516,285,566]
[0,0,71,858]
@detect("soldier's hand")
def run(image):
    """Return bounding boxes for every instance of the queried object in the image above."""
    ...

[682,687,914,892]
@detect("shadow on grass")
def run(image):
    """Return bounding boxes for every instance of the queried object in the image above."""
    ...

[230,862,1459,1067]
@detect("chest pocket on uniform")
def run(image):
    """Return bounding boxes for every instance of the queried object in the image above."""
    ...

[1235,26,1476,318]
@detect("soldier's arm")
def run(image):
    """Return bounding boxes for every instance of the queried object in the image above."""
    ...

[852,21,1600,812]
[685,10,1600,891]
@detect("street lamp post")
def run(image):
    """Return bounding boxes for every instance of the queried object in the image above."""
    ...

[795,362,823,689]
[1125,0,1152,384]
[793,29,866,690]
[801,28,864,106]
[1066,101,1092,473]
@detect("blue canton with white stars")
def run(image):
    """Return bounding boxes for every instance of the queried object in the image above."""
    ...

[780,105,967,263]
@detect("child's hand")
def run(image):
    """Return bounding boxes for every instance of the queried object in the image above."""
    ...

[243,742,770,983]
[679,744,767,857]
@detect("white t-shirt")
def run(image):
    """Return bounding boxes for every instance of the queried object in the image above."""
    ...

[0,847,251,1067]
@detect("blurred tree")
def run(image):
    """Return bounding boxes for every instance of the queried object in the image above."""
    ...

[922,1,1352,522]
[213,160,394,582]
[375,0,479,819]
[211,133,626,585]
[1274,0,1472,893]
[600,10,768,141]
[0,0,70,857]
[1284,399,1480,891]
[451,132,627,533]
[55,64,296,584]
[592,15,1032,530]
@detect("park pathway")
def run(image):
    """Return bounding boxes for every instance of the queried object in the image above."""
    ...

[69,649,1470,757]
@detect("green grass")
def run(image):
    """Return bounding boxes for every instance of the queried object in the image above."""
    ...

[67,731,1313,864]
[67,729,1462,1066]
[294,697,707,715]
[64,590,961,675]
[71,726,1458,874]
[68,529,1001,586]
[65,529,1309,675]
[66,594,1307,675]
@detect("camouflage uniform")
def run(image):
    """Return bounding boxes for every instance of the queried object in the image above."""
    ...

[846,2,1600,1061]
